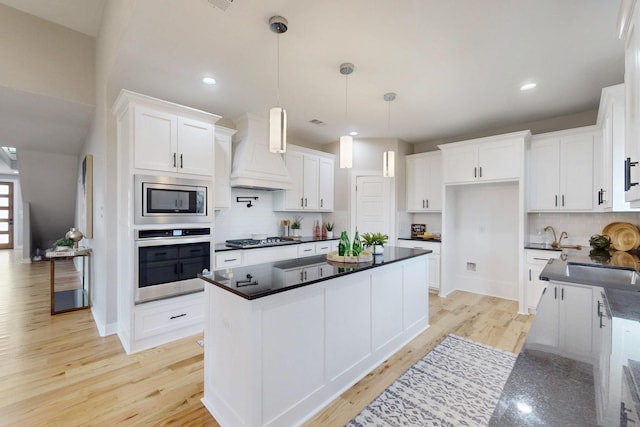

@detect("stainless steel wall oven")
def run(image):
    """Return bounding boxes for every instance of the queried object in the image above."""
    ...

[135,227,211,304]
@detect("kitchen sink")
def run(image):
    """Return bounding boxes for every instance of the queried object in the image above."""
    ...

[565,262,638,287]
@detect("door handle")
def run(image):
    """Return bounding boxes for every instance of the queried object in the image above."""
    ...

[625,157,638,191]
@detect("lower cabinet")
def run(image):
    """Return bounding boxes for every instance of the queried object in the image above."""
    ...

[395,239,440,292]
[130,292,204,352]
[525,249,561,313]
[530,280,594,362]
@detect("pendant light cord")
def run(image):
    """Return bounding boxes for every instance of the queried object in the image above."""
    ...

[276,34,281,107]
[344,74,349,124]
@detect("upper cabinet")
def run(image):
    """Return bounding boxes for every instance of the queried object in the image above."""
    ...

[618,1,640,204]
[112,90,220,178]
[214,126,237,210]
[439,131,529,184]
[273,145,335,212]
[528,127,596,212]
[406,151,442,212]
[596,84,638,211]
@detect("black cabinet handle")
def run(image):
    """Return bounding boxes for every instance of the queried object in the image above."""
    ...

[300,198,304,207]
[320,199,323,208]
[561,194,565,207]
[555,195,558,207]
[426,200,429,209]
[529,269,531,281]
[479,166,483,178]
[474,167,477,178]
[180,154,183,169]
[173,152,177,167]
[597,189,603,205]
[554,287,557,299]
[224,258,237,262]
[561,287,564,300]
[625,157,638,191]
[170,313,187,320]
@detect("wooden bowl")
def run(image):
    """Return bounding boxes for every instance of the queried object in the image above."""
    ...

[602,222,640,251]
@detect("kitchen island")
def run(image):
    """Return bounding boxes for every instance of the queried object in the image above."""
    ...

[490,253,640,426]
[200,247,430,427]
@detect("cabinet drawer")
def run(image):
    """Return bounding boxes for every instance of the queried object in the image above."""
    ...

[215,251,243,269]
[134,293,204,340]
[396,239,441,254]
[298,243,317,257]
[314,241,332,254]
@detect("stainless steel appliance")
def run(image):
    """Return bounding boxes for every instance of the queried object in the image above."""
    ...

[135,227,211,303]
[225,236,297,249]
[135,174,211,224]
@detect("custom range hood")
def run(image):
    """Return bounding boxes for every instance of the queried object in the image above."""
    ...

[229,113,293,190]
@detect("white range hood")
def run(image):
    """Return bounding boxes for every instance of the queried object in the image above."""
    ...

[229,113,293,190]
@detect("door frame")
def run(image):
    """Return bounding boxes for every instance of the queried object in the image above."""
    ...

[0,181,14,249]
[348,169,396,243]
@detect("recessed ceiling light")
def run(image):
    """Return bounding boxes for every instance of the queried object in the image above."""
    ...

[202,77,216,85]
[349,131,358,136]
[520,82,537,91]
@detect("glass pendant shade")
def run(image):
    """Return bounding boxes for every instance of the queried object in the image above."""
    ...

[383,150,395,177]
[269,107,287,153]
[340,135,353,168]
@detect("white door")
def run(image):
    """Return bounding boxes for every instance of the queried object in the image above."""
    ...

[355,176,391,237]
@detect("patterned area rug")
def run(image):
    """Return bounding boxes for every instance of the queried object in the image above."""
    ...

[347,334,517,427]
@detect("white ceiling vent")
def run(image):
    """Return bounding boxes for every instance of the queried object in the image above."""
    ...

[207,0,234,11]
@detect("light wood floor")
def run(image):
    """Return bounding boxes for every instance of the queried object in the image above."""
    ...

[0,249,533,426]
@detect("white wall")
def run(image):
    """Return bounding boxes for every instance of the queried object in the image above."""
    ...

[0,4,95,105]
[214,188,323,242]
[528,211,640,246]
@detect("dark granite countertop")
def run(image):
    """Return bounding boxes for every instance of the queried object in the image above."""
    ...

[214,236,340,252]
[491,252,640,426]
[200,246,430,300]
[397,237,442,243]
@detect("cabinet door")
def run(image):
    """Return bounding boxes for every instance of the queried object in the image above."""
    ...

[559,284,594,358]
[302,155,320,210]
[426,153,443,211]
[134,106,177,173]
[625,12,640,202]
[560,133,594,210]
[529,138,561,210]
[478,139,521,181]
[427,253,440,292]
[442,145,477,183]
[177,118,214,177]
[406,156,427,212]
[318,157,334,211]
[214,131,232,209]
[527,284,560,349]
[283,150,305,210]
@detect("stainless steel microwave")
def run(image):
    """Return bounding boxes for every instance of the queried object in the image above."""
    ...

[134,175,211,224]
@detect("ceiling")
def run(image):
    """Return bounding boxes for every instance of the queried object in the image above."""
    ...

[1,0,627,150]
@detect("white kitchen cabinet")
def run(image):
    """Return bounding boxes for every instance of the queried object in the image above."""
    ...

[281,265,320,286]
[318,156,334,211]
[134,292,204,341]
[133,105,215,177]
[214,126,236,209]
[395,239,440,292]
[593,288,612,425]
[525,249,561,313]
[596,84,638,211]
[439,131,528,184]
[242,245,299,267]
[273,145,335,212]
[214,250,243,270]
[406,151,442,212]
[534,281,594,362]
[528,127,596,211]
[619,2,640,204]
[297,242,317,257]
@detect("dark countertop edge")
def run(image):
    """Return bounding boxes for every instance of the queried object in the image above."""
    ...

[398,237,441,243]
[524,243,562,251]
[199,249,431,301]
[214,236,340,252]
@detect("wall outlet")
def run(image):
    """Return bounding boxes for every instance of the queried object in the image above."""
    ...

[466,262,476,272]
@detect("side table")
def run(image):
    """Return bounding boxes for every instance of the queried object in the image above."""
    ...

[45,248,92,315]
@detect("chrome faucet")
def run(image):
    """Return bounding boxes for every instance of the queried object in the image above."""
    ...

[544,226,558,247]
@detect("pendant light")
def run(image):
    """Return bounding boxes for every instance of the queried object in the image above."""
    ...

[383,92,396,178]
[339,63,355,168]
[269,16,288,154]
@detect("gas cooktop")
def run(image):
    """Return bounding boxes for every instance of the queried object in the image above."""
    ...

[225,237,298,249]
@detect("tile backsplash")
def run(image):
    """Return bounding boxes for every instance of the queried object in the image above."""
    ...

[528,212,640,245]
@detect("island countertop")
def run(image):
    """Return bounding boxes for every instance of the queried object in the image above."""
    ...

[490,254,640,426]
[201,246,430,300]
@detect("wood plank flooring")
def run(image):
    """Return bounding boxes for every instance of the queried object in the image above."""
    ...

[0,249,532,426]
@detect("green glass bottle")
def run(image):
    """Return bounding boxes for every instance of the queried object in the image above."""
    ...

[352,228,362,256]
[338,231,351,256]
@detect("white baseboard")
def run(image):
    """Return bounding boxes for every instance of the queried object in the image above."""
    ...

[91,307,118,336]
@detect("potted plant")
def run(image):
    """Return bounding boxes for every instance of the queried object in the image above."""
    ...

[291,216,303,236]
[324,222,334,239]
[361,232,388,254]
[54,237,73,251]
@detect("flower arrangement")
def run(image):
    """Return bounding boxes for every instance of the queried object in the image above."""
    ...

[361,232,389,254]
[291,215,303,230]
